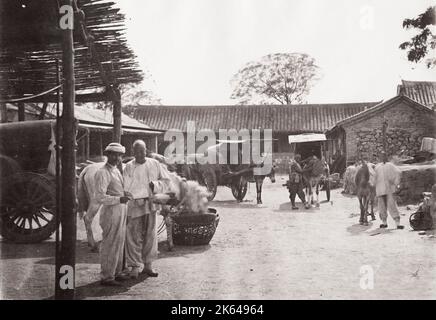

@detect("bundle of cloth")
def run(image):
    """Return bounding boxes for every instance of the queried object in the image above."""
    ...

[150,164,210,215]
[342,164,359,195]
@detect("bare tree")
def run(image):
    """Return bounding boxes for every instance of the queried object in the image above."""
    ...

[230,53,320,105]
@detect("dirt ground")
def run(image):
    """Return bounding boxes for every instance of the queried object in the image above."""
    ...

[1,174,435,300]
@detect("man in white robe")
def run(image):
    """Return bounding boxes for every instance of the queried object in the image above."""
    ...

[374,152,403,229]
[124,140,171,278]
[94,143,132,286]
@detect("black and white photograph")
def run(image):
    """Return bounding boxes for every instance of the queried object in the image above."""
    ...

[0,0,435,303]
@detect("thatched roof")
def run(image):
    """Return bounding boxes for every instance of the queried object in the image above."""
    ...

[0,0,143,99]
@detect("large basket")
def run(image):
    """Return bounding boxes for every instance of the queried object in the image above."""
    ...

[172,208,220,246]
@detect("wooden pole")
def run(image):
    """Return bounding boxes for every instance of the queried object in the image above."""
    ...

[112,87,122,142]
[18,102,25,121]
[56,0,77,300]
[0,103,7,123]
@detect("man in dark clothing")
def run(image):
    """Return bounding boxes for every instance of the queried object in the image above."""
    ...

[287,154,307,210]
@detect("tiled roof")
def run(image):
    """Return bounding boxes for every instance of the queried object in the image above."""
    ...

[330,95,435,130]
[44,104,151,129]
[133,102,379,133]
[397,80,436,108]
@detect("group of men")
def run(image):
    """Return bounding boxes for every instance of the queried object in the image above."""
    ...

[287,152,403,228]
[95,140,170,286]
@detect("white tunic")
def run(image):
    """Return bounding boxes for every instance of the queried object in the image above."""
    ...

[374,162,401,197]
[124,158,171,217]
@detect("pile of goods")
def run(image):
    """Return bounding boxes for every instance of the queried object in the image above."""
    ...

[151,164,220,246]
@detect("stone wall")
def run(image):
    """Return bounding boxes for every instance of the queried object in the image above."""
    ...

[344,100,435,164]
[397,164,436,205]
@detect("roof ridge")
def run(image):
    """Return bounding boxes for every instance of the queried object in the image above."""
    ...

[135,101,379,109]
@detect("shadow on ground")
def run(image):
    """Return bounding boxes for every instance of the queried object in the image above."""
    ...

[210,200,260,209]
[346,223,373,235]
[0,240,55,260]
[157,242,211,259]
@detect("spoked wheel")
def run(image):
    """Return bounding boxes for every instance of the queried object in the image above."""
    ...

[157,219,166,236]
[0,172,57,243]
[409,211,433,231]
[200,167,217,201]
[231,176,248,202]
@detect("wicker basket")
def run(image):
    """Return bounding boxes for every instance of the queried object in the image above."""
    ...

[172,208,220,246]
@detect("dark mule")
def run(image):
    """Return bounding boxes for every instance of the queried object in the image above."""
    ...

[355,162,376,225]
[254,165,276,204]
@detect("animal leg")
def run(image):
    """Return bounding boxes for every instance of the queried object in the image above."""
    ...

[83,203,100,252]
[256,179,263,204]
[315,183,320,208]
[164,214,174,251]
[362,196,369,225]
[370,197,376,221]
[358,197,363,224]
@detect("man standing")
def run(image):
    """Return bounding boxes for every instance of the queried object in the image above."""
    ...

[287,154,307,210]
[95,142,131,286]
[124,140,171,279]
[374,152,403,229]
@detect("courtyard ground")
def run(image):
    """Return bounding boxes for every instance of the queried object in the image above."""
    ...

[1,174,435,300]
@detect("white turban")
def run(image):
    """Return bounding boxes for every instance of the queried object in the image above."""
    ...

[104,142,125,154]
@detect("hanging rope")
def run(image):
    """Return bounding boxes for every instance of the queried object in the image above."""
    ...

[0,85,62,103]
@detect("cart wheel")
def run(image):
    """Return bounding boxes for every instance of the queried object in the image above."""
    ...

[410,211,433,231]
[0,172,57,243]
[325,179,331,202]
[200,167,217,201]
[231,176,248,202]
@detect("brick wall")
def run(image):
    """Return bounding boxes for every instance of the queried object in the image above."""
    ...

[343,101,435,164]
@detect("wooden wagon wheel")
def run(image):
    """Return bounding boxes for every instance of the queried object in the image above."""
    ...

[199,167,217,201]
[0,172,57,243]
[231,176,248,202]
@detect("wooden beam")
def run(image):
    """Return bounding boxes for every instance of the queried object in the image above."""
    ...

[55,0,77,300]
[4,92,113,104]
[38,101,49,120]
[112,87,122,142]
[18,102,25,121]
[0,103,8,123]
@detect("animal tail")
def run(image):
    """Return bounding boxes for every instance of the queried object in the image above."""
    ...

[77,167,90,218]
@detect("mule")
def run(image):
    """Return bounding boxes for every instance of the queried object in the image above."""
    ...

[355,162,376,225]
[254,165,276,204]
[302,157,329,208]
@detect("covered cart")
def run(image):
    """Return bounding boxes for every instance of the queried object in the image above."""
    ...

[288,133,332,201]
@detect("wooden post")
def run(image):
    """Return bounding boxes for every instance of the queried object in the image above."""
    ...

[18,102,25,121]
[0,103,7,123]
[39,101,49,120]
[112,87,122,142]
[55,0,77,300]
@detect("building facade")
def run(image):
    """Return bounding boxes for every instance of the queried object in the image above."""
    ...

[327,95,436,165]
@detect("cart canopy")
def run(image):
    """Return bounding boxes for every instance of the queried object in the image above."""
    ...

[288,133,326,144]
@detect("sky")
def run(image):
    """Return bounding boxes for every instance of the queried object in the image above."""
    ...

[116,0,436,105]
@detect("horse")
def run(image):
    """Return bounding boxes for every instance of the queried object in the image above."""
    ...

[354,162,376,225]
[302,157,329,208]
[77,161,105,252]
